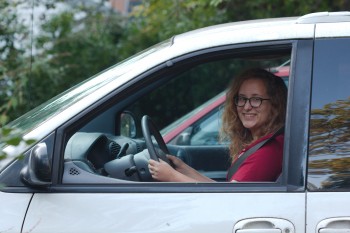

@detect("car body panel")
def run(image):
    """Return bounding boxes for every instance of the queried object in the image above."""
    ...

[22,192,305,233]
[174,17,314,46]
[0,192,33,232]
[315,21,350,37]
[306,192,350,233]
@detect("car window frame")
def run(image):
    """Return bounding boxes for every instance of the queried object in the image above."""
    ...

[47,40,313,194]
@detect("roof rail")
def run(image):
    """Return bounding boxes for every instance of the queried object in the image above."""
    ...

[297,11,350,24]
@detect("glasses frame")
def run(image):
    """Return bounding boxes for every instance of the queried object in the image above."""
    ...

[234,96,270,108]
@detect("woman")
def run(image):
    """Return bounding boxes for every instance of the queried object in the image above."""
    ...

[148,68,287,182]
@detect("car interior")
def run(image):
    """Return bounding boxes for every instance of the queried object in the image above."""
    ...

[62,45,292,184]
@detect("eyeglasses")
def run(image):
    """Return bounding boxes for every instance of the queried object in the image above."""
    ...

[234,96,270,108]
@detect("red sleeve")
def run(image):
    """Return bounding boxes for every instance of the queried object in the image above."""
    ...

[230,135,283,182]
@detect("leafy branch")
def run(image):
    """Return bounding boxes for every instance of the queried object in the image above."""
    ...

[0,127,36,160]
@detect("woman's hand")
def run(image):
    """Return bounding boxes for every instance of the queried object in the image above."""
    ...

[148,158,178,182]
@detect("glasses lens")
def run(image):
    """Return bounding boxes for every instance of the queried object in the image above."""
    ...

[250,97,262,107]
[235,96,246,107]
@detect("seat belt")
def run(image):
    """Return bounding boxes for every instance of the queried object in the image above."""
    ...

[226,127,284,181]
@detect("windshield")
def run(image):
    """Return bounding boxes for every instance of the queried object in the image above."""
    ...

[2,39,172,141]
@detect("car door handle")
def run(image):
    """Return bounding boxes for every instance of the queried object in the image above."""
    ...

[234,218,294,233]
[236,230,281,233]
[317,217,350,233]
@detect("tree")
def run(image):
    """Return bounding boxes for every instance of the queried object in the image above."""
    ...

[1,0,126,125]
[25,1,124,110]
[0,0,31,126]
[117,0,228,60]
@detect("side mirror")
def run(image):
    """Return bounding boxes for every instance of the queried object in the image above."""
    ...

[20,143,52,187]
[120,111,136,138]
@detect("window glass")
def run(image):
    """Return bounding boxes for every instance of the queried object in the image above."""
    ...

[190,107,223,145]
[308,38,350,190]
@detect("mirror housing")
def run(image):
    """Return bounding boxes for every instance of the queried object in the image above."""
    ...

[20,143,52,187]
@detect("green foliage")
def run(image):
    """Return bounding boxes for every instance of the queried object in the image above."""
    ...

[0,0,124,126]
[0,0,31,125]
[117,0,228,59]
[0,126,36,159]
[28,2,124,108]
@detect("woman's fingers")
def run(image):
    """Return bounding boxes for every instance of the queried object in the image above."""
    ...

[148,159,161,178]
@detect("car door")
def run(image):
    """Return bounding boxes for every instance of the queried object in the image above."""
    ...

[19,38,313,233]
[0,192,32,232]
[306,24,350,232]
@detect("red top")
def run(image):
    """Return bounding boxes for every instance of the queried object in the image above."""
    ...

[227,133,284,182]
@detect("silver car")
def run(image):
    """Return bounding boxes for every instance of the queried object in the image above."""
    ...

[1,11,350,233]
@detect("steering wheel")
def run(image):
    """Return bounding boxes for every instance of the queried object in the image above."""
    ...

[141,115,172,165]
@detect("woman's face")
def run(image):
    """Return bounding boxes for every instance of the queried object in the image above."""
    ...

[237,78,272,139]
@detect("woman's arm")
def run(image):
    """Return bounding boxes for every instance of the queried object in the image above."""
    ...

[168,155,215,182]
[148,155,215,182]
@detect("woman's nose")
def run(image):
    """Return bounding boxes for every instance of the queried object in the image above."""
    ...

[243,100,253,110]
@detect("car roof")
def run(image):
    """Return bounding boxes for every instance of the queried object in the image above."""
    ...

[296,11,350,24]
[173,11,350,47]
[173,16,310,48]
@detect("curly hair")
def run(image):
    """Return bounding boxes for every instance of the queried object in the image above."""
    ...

[220,68,287,160]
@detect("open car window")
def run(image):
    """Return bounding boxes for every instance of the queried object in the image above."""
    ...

[61,43,292,184]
